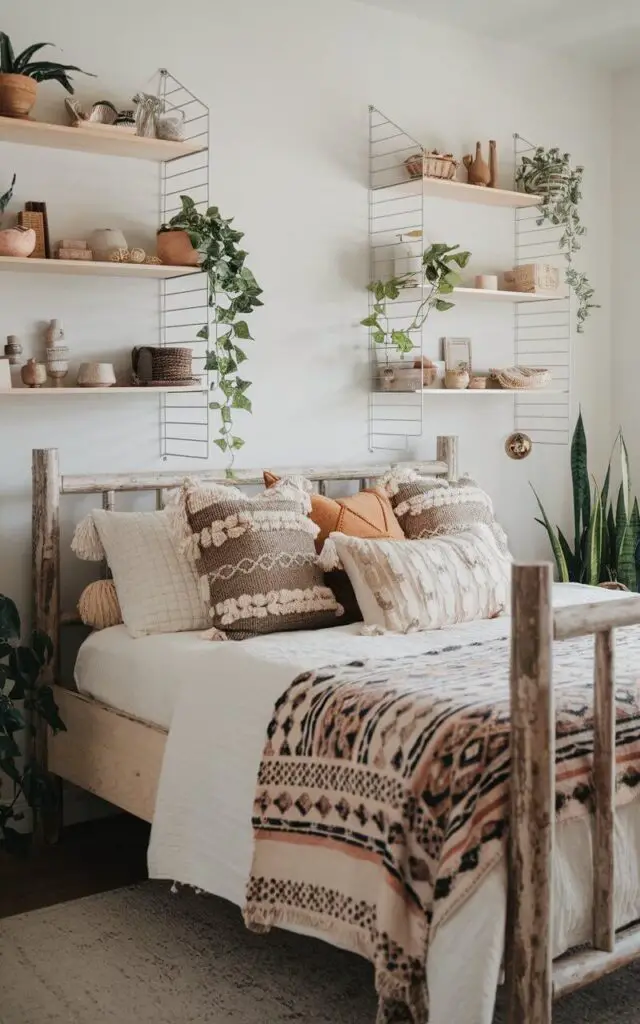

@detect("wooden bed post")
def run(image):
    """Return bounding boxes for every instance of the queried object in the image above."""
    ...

[592,629,615,951]
[507,562,554,1024]
[32,448,62,844]
[437,435,458,481]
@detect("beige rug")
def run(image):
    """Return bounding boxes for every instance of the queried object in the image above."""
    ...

[1,883,639,1023]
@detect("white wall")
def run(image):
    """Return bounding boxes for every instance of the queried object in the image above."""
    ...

[0,0,612,618]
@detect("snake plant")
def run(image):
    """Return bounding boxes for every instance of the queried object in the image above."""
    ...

[532,411,640,589]
[0,32,93,93]
[0,173,15,220]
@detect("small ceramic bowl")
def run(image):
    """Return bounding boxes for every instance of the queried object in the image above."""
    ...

[77,362,116,387]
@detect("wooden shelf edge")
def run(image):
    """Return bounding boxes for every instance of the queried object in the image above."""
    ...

[0,386,206,395]
[0,255,202,279]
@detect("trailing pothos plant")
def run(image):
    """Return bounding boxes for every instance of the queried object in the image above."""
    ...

[516,147,599,333]
[361,243,471,360]
[532,411,640,589]
[0,595,65,856]
[160,196,263,469]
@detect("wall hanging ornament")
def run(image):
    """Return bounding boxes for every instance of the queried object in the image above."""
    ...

[505,431,533,460]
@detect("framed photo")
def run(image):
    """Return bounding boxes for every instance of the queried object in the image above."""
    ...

[442,337,472,373]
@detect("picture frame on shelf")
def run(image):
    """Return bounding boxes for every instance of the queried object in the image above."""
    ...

[442,337,471,373]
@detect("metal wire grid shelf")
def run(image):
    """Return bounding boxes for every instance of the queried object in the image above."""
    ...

[158,69,210,460]
[366,108,572,452]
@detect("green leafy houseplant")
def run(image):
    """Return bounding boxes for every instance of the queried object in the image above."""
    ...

[516,147,598,333]
[0,595,65,855]
[0,32,93,94]
[532,411,640,589]
[0,173,15,218]
[361,243,471,360]
[161,196,263,468]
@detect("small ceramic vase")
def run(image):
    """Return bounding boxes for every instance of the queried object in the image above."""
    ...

[4,335,22,365]
[0,226,36,257]
[77,362,116,387]
[463,142,491,187]
[445,369,470,390]
[489,140,498,188]
[21,358,47,388]
[156,229,199,267]
[89,101,118,124]
[89,228,128,262]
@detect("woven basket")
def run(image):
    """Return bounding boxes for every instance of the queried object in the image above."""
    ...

[445,369,469,390]
[468,375,487,390]
[405,152,458,181]
[489,366,551,390]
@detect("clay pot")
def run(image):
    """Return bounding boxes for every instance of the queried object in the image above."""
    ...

[445,369,470,390]
[21,358,47,388]
[0,74,37,118]
[0,226,36,257]
[77,362,116,387]
[157,229,200,267]
[463,142,491,187]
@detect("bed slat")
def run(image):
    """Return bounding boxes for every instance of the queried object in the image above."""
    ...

[592,629,615,951]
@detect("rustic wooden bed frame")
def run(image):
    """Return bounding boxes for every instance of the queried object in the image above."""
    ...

[31,439,640,1023]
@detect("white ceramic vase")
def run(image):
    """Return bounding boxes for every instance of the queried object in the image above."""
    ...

[89,228,128,262]
[77,362,116,387]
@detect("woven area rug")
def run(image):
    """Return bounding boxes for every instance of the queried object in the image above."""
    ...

[1,883,639,1023]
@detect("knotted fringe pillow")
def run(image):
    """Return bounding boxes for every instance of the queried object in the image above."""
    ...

[78,580,123,630]
[379,468,509,552]
[175,477,344,640]
[330,525,510,634]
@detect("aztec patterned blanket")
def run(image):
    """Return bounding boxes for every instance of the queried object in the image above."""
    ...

[243,630,640,1023]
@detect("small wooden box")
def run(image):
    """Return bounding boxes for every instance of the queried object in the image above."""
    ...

[503,263,560,293]
[60,238,88,250]
[57,248,93,261]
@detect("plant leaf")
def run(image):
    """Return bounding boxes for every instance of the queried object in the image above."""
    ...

[531,484,569,582]
[571,410,589,553]
[584,479,603,586]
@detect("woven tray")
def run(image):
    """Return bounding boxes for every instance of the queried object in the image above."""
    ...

[489,367,551,390]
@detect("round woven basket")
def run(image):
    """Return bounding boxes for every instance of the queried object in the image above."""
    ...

[489,366,551,390]
[151,347,192,380]
[405,152,458,181]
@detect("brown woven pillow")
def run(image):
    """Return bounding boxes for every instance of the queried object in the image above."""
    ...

[177,479,344,639]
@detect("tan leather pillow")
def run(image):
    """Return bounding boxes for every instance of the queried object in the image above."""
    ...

[263,472,404,551]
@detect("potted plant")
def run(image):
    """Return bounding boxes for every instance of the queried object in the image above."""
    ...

[532,411,640,589]
[0,172,36,257]
[0,32,93,119]
[516,147,599,333]
[0,594,65,855]
[361,242,471,386]
[158,196,263,470]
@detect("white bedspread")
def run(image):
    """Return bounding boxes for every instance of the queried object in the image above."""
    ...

[148,584,640,1024]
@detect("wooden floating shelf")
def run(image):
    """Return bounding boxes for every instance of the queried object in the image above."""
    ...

[417,388,568,396]
[397,286,565,304]
[0,115,206,162]
[0,386,205,396]
[373,175,541,208]
[0,256,202,279]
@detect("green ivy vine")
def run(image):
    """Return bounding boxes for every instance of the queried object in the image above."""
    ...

[161,196,263,469]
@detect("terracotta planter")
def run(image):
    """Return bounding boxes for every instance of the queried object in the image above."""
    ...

[0,226,36,257]
[157,229,199,267]
[0,74,37,119]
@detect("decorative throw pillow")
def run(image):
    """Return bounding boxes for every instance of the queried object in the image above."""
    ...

[380,468,508,551]
[176,478,344,639]
[71,509,209,639]
[330,525,510,634]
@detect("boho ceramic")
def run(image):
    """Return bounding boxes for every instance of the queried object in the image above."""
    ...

[89,228,128,261]
[21,358,47,388]
[77,362,116,387]
[89,100,118,124]
[0,226,36,257]
[4,335,22,365]
[157,229,199,267]
[463,143,491,187]
[0,74,37,118]
[45,319,69,386]
[489,140,498,188]
[445,368,470,390]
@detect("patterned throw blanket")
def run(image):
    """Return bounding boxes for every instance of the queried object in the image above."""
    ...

[243,632,640,1023]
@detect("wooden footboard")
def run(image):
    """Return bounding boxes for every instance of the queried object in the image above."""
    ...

[507,564,640,1023]
[48,686,166,823]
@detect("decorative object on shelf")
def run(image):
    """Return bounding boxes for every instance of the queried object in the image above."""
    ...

[363,243,471,362]
[469,374,488,390]
[156,109,185,142]
[379,365,395,391]
[77,362,116,388]
[516,146,598,332]
[393,230,422,286]
[27,202,50,256]
[0,356,11,389]
[443,337,471,373]
[89,100,118,124]
[532,411,640,588]
[108,246,147,264]
[383,364,423,392]
[474,274,498,290]
[404,151,458,181]
[0,32,94,118]
[89,227,128,262]
[444,368,470,390]
[0,224,35,257]
[57,246,92,260]
[156,227,200,266]
[44,318,69,387]
[131,345,197,387]
[503,262,560,294]
[133,92,162,138]
[489,366,550,390]
[413,356,437,387]
[489,140,498,188]
[17,208,45,258]
[20,358,47,388]
[114,109,136,129]
[160,195,263,466]
[4,334,21,364]
[505,431,532,459]
[462,142,491,186]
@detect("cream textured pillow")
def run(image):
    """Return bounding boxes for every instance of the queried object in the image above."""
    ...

[330,525,510,633]
[72,509,209,638]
